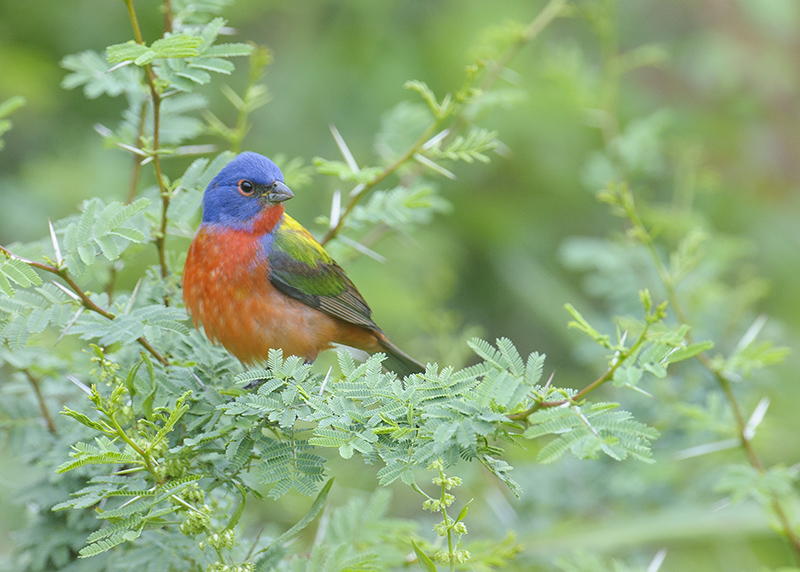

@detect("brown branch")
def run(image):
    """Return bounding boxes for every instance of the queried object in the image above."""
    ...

[621,179,800,562]
[125,102,147,205]
[0,244,169,366]
[23,368,57,434]
[320,122,438,246]
[122,0,171,280]
[320,0,567,247]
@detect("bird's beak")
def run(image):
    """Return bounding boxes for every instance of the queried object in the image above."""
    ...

[263,181,294,203]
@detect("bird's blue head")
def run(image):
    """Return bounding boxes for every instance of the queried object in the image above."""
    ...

[201,152,294,229]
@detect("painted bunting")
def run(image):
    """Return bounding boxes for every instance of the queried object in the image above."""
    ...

[183,152,424,376]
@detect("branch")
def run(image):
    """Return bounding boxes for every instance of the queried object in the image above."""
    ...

[0,244,169,366]
[507,322,651,421]
[23,368,57,434]
[320,0,567,246]
[620,189,800,563]
[122,0,171,281]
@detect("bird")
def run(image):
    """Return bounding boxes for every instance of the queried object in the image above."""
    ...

[182,151,425,376]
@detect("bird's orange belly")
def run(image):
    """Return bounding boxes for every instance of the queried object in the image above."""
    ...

[183,227,367,363]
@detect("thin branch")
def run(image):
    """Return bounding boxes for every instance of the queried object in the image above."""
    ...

[23,368,57,434]
[0,244,168,366]
[122,0,171,280]
[125,101,147,205]
[320,0,567,246]
[621,184,800,562]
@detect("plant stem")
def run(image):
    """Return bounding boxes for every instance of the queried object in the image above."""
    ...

[508,323,651,421]
[320,121,439,246]
[0,244,168,366]
[23,368,57,434]
[125,101,147,205]
[320,0,566,247]
[122,0,171,280]
[622,184,800,563]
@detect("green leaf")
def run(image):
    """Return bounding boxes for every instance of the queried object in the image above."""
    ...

[60,407,108,432]
[150,35,204,58]
[257,478,334,558]
[663,340,714,365]
[2,258,42,288]
[565,303,612,348]
[204,43,254,57]
[412,539,438,572]
[0,95,26,119]
[106,41,149,64]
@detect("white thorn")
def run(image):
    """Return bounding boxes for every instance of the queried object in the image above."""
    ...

[125,278,142,314]
[106,60,133,74]
[413,153,456,180]
[66,374,92,395]
[319,366,332,395]
[56,307,84,345]
[743,397,770,442]
[51,280,80,301]
[329,124,359,173]
[338,235,387,264]
[422,128,450,150]
[735,314,768,354]
[647,549,667,572]
[329,189,341,231]
[48,219,63,266]
[114,142,148,157]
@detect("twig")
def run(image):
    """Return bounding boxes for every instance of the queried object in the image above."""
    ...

[122,0,171,280]
[0,244,168,366]
[124,101,147,205]
[621,182,800,563]
[23,368,57,434]
[320,0,567,246]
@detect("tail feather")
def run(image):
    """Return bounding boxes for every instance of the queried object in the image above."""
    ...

[377,337,425,377]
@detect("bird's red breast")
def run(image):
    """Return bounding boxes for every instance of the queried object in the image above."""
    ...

[182,208,379,363]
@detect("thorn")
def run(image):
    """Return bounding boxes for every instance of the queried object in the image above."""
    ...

[56,307,84,345]
[422,128,450,150]
[743,396,770,442]
[338,235,387,263]
[348,182,366,198]
[125,278,142,314]
[329,189,341,231]
[66,374,92,395]
[625,383,658,400]
[319,366,332,395]
[93,123,113,138]
[647,549,667,572]
[175,144,218,156]
[51,280,80,301]
[413,153,457,180]
[543,370,555,390]
[48,219,63,266]
[106,60,133,74]
[190,369,206,390]
[114,142,148,157]
[672,438,740,460]
[329,124,359,173]
[735,314,768,354]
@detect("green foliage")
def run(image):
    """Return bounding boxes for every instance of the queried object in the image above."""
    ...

[0,96,25,150]
[1,0,798,571]
[54,198,150,276]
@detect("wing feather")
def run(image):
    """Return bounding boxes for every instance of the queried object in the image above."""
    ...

[267,215,379,331]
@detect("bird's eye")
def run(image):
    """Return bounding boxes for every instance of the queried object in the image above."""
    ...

[238,179,255,196]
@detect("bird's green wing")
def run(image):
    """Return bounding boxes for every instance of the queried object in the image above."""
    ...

[267,214,378,330]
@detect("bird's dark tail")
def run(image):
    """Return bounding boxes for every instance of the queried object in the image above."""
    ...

[377,337,425,377]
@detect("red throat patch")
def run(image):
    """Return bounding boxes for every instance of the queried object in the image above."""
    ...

[252,204,285,235]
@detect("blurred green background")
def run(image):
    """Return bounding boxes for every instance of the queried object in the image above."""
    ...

[2,0,800,570]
